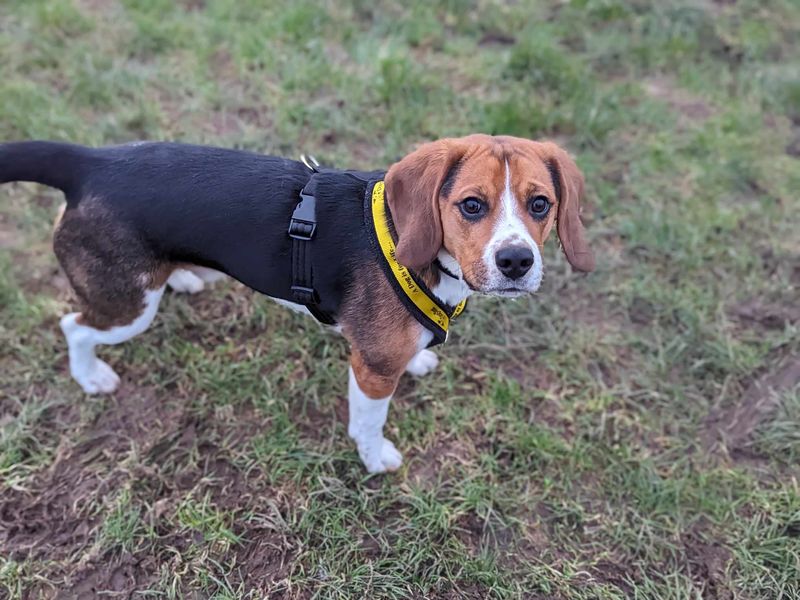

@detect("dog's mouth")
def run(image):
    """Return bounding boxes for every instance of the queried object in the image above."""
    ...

[463,277,535,298]
[461,270,539,298]
[487,287,529,298]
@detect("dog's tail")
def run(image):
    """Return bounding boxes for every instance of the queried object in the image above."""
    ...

[0,141,96,197]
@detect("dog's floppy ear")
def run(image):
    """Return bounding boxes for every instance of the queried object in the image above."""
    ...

[539,142,595,272]
[384,139,463,270]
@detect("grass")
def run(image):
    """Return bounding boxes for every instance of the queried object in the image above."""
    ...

[1,0,799,598]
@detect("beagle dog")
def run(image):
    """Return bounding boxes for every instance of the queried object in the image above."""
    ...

[0,134,594,473]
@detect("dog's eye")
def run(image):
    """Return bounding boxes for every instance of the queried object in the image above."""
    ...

[459,197,486,220]
[528,196,550,220]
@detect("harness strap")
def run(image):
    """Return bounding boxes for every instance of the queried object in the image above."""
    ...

[288,173,336,325]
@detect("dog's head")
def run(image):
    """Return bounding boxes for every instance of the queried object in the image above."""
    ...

[384,134,594,297]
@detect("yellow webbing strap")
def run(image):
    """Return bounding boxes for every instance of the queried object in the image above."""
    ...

[371,181,466,335]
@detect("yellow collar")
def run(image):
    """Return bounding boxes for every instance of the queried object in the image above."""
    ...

[370,181,466,344]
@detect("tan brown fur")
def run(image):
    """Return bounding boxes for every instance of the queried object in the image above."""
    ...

[338,262,426,399]
[52,202,66,235]
[385,134,593,288]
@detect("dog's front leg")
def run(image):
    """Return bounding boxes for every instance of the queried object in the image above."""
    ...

[347,351,405,473]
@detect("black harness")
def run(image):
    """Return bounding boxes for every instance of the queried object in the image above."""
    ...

[288,159,336,324]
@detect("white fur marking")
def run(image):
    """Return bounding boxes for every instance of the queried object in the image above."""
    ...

[270,297,315,317]
[60,287,165,394]
[269,297,342,333]
[167,269,205,294]
[190,266,226,284]
[482,160,543,293]
[347,367,402,473]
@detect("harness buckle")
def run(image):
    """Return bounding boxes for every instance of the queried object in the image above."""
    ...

[288,192,317,240]
[291,285,319,304]
[300,154,321,172]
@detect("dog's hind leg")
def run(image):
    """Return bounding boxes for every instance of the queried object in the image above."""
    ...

[167,265,225,294]
[167,268,205,294]
[60,287,165,393]
[189,266,226,284]
[53,200,169,394]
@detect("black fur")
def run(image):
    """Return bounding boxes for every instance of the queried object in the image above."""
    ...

[0,140,385,318]
[439,159,463,199]
[545,158,562,203]
[0,141,98,196]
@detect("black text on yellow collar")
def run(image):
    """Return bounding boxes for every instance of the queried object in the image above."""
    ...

[367,180,466,347]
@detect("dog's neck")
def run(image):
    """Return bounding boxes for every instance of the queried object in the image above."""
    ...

[420,249,472,308]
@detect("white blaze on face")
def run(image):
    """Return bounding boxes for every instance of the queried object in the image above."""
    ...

[482,160,543,293]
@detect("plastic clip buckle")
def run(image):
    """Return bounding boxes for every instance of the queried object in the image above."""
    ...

[288,192,317,240]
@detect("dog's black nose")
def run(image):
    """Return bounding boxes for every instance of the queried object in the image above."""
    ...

[495,246,534,280]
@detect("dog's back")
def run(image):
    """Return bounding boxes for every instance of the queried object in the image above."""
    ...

[1,141,316,290]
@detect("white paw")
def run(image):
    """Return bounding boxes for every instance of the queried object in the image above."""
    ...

[358,438,403,473]
[167,269,205,294]
[405,349,439,377]
[73,359,120,394]
[191,267,226,284]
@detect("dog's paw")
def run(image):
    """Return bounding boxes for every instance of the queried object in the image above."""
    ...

[405,349,439,377]
[73,359,120,394]
[358,438,403,473]
[167,269,205,294]
[191,267,226,284]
